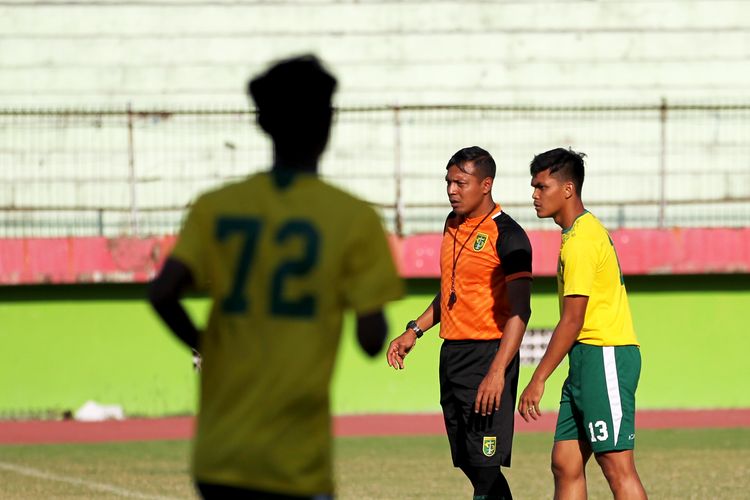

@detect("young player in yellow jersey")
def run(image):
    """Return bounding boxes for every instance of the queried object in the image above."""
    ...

[518,148,647,499]
[149,56,403,499]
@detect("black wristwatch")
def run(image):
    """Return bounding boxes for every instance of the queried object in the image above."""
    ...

[406,320,424,339]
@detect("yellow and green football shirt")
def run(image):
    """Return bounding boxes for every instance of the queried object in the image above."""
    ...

[557,211,638,347]
[170,169,403,496]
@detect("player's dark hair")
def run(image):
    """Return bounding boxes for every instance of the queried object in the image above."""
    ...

[249,54,336,114]
[248,55,337,160]
[529,147,586,196]
[446,146,496,180]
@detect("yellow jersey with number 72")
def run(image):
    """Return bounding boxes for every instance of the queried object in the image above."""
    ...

[170,169,403,496]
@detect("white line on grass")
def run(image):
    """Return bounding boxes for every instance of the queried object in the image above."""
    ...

[0,461,181,500]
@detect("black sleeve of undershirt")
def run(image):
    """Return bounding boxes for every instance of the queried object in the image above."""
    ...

[495,212,533,279]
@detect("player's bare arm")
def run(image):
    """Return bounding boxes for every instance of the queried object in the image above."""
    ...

[518,294,588,422]
[387,292,441,370]
[356,310,388,357]
[475,278,532,416]
[148,257,200,350]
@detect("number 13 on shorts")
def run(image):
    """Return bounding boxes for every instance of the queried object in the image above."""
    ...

[587,420,609,443]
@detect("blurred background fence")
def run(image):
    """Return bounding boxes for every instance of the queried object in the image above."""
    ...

[1,101,749,238]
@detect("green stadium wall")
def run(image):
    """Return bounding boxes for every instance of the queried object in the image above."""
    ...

[1,274,748,418]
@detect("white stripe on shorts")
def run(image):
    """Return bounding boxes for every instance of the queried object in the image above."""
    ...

[603,346,623,447]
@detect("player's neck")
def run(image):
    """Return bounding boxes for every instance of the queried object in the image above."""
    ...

[273,150,320,173]
[555,200,586,231]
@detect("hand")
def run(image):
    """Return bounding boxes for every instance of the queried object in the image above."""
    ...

[518,378,545,423]
[474,371,504,416]
[192,348,202,373]
[386,330,417,370]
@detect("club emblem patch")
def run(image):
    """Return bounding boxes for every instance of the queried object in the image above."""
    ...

[482,436,496,457]
[473,233,488,251]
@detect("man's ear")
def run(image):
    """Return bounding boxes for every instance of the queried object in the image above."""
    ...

[564,181,575,199]
[482,176,494,194]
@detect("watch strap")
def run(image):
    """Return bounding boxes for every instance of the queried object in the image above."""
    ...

[406,320,423,339]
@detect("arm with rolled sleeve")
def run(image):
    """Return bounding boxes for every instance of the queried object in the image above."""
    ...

[148,198,208,351]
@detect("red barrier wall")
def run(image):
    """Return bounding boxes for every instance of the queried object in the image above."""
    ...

[0,236,176,284]
[0,228,748,284]
[396,228,750,277]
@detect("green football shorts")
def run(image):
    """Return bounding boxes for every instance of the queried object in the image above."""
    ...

[554,343,641,453]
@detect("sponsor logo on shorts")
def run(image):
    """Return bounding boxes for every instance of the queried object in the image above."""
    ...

[473,233,488,251]
[482,436,496,457]
[629,434,635,440]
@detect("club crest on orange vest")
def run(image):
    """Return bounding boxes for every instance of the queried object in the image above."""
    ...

[473,233,488,251]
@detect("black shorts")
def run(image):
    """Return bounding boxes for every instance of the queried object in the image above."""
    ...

[439,339,519,468]
[196,482,333,500]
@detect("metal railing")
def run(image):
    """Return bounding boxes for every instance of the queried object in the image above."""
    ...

[1,101,748,237]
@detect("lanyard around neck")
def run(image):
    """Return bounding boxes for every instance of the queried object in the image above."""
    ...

[448,206,495,307]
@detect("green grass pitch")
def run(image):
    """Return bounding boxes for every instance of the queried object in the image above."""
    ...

[0,428,748,499]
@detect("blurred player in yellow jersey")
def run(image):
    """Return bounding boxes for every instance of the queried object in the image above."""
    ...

[518,148,647,499]
[149,55,403,499]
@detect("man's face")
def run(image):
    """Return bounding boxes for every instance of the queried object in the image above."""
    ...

[445,162,490,217]
[531,169,567,219]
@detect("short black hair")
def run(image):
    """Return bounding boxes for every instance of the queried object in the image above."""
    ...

[529,147,586,195]
[248,54,336,114]
[446,146,496,179]
[247,55,337,160]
